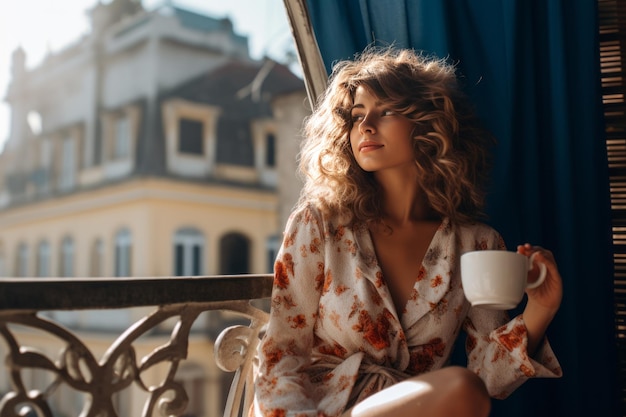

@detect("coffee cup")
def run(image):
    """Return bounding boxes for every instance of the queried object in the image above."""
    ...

[460,250,547,310]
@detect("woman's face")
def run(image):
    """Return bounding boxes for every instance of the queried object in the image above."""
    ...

[349,86,416,174]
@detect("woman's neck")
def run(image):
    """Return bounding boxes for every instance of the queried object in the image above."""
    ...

[375,169,437,226]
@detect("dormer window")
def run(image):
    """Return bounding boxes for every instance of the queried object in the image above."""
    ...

[101,106,140,180]
[59,137,76,191]
[162,99,220,178]
[251,120,278,187]
[265,133,276,167]
[178,118,204,155]
[114,115,131,159]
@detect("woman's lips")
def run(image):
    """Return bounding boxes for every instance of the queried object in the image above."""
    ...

[359,142,383,152]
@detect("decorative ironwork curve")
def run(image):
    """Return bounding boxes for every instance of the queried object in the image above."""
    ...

[0,300,269,417]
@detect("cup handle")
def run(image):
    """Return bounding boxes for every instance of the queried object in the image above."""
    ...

[526,252,547,289]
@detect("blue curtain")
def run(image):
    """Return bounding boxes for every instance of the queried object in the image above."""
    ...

[306,1,618,416]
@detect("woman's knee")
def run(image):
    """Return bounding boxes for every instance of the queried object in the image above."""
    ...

[436,367,491,416]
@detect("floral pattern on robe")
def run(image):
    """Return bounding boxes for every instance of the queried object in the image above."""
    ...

[253,204,562,417]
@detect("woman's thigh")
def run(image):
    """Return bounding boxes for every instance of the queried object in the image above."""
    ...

[341,366,490,417]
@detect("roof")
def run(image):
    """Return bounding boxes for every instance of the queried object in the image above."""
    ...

[133,59,304,179]
[163,58,304,117]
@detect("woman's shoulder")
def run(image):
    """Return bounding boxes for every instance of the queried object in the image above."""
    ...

[452,220,506,250]
[455,220,499,235]
[288,200,350,227]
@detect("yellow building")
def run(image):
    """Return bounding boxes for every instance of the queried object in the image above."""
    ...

[0,1,308,415]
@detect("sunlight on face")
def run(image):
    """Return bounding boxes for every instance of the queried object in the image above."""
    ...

[351,380,433,416]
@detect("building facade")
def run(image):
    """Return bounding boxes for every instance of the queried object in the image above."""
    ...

[0,0,308,415]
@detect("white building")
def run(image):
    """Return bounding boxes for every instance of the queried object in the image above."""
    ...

[0,1,308,415]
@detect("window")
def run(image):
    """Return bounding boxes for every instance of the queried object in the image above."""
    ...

[16,243,28,277]
[219,233,250,274]
[179,118,204,155]
[216,118,254,166]
[114,115,130,159]
[163,100,219,178]
[36,240,50,277]
[59,137,75,191]
[115,228,132,277]
[59,236,74,277]
[173,228,205,276]
[265,133,276,167]
[90,238,104,277]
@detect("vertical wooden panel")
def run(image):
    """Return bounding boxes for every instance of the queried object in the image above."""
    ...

[599,0,626,414]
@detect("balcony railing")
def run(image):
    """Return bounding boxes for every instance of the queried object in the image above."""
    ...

[0,274,274,417]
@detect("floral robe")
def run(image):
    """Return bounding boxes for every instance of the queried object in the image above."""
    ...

[253,204,562,417]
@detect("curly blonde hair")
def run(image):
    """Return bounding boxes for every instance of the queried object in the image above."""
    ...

[296,47,493,225]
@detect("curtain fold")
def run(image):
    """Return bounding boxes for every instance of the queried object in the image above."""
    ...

[305,0,618,415]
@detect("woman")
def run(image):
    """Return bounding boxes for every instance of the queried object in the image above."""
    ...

[253,47,562,417]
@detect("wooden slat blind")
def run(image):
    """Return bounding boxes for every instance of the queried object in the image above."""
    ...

[599,0,626,413]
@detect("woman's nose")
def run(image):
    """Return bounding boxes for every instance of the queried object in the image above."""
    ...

[359,115,376,134]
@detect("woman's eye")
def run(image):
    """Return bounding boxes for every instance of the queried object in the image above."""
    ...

[351,114,364,122]
[382,110,395,116]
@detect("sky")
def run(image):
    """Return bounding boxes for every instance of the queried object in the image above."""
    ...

[0,0,296,150]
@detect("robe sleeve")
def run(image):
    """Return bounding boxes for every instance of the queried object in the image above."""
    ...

[253,205,327,417]
[462,227,563,399]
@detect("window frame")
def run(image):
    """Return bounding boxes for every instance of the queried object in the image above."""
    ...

[173,228,205,276]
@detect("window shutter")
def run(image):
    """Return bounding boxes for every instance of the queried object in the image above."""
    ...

[599,0,626,413]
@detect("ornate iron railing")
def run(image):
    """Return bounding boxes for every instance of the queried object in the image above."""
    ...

[0,274,274,417]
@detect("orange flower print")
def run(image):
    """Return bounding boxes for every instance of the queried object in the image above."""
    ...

[520,363,535,377]
[262,341,284,373]
[496,234,506,250]
[344,239,357,255]
[423,245,441,266]
[288,314,307,329]
[271,294,297,311]
[497,323,526,352]
[310,237,321,254]
[283,229,297,247]
[283,253,295,276]
[315,262,325,292]
[332,225,345,242]
[337,374,354,391]
[375,271,384,288]
[352,310,391,350]
[267,409,286,417]
[355,267,363,280]
[318,342,348,358]
[416,266,426,282]
[454,303,463,318]
[281,295,296,309]
[409,288,419,302]
[491,346,505,363]
[370,289,383,306]
[430,274,443,288]
[349,295,364,319]
[430,297,448,315]
[323,270,333,294]
[408,338,446,374]
[303,207,313,224]
[300,244,308,258]
[329,310,341,328]
[274,261,290,289]
[335,285,348,295]
[474,238,488,251]
[466,334,477,352]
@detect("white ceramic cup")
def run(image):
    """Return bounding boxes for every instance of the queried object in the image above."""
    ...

[460,250,547,310]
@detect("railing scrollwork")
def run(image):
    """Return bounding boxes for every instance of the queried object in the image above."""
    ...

[0,275,273,417]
